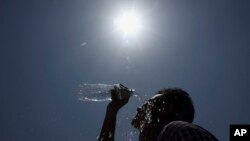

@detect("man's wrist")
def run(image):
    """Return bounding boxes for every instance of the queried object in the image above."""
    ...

[107,102,120,113]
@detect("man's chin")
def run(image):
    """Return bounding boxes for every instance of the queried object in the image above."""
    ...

[131,118,140,129]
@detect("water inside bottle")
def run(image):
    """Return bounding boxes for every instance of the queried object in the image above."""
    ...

[77,83,136,102]
[77,83,114,102]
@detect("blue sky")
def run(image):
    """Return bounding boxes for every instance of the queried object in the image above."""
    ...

[1,0,250,141]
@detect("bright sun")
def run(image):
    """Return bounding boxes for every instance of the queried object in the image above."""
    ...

[114,10,142,37]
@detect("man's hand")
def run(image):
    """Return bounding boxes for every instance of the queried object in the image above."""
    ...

[108,84,131,112]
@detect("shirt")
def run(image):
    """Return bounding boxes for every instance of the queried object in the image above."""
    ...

[157,121,219,141]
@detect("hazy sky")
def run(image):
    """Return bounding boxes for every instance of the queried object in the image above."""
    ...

[1,0,250,141]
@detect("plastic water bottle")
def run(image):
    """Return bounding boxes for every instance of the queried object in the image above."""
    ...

[77,83,135,102]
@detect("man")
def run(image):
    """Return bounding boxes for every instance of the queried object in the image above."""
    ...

[98,85,219,141]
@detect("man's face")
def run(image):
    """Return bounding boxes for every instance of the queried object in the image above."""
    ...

[131,94,163,129]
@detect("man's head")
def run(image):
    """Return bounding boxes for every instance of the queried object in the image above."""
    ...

[131,88,195,130]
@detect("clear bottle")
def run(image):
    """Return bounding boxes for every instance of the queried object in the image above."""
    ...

[77,83,135,102]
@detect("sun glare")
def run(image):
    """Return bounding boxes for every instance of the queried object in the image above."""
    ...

[114,11,142,37]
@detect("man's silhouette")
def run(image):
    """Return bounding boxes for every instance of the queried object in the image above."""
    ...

[98,86,218,141]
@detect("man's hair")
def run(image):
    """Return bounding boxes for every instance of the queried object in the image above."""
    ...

[154,88,195,123]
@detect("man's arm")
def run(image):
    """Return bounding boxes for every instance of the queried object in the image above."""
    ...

[98,102,119,141]
[98,86,130,141]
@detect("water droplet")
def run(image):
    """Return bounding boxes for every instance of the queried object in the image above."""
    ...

[109,132,112,138]
[157,118,160,123]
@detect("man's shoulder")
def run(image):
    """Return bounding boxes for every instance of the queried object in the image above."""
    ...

[157,121,219,141]
[165,120,192,128]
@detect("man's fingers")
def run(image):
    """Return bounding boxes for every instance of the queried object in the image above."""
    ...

[110,89,117,100]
